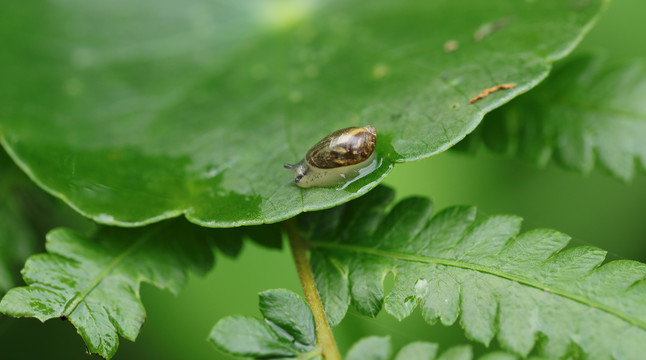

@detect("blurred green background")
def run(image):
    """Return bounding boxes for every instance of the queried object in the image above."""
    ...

[1,1,645,359]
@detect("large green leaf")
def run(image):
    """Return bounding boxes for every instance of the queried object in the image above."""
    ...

[0,0,605,226]
[300,186,646,359]
[0,221,253,359]
[465,54,646,180]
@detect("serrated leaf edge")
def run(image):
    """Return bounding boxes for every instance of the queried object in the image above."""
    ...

[310,239,646,330]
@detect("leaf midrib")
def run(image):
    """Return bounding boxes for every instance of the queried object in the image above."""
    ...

[310,241,646,330]
[61,228,162,316]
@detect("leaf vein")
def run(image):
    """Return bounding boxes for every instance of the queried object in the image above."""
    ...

[61,228,162,317]
[310,241,646,330]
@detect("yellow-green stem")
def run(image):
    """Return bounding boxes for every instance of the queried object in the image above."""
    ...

[284,220,341,360]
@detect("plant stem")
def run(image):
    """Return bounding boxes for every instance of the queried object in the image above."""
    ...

[284,219,341,360]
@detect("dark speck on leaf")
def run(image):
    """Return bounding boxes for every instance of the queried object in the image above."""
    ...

[570,0,590,10]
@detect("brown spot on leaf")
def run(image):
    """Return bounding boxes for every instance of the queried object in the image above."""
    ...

[469,83,516,104]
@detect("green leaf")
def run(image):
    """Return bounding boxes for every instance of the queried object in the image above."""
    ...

[470,54,646,180]
[394,341,438,360]
[0,220,228,359]
[0,0,606,227]
[311,252,349,327]
[209,289,318,359]
[259,289,316,346]
[347,336,527,360]
[436,346,472,360]
[477,352,520,360]
[303,186,646,359]
[346,336,392,360]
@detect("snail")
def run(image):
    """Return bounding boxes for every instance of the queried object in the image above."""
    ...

[284,125,377,188]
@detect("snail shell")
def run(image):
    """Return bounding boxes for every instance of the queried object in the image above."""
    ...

[284,125,377,188]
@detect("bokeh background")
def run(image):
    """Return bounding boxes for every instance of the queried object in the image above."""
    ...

[1,1,645,359]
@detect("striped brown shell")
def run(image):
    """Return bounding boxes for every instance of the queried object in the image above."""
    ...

[305,126,377,169]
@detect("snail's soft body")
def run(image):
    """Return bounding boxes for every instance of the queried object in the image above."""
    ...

[284,126,377,188]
